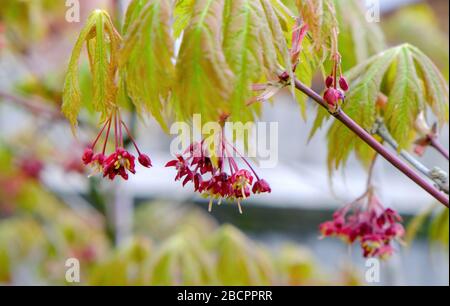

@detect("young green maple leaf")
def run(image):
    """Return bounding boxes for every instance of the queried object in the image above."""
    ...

[222,0,293,123]
[312,44,449,174]
[120,0,174,131]
[62,10,121,131]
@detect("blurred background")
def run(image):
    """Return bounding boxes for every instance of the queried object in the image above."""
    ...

[0,0,448,285]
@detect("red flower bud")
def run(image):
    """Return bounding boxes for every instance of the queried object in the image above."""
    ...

[323,88,339,106]
[339,76,349,91]
[93,153,105,165]
[279,71,290,81]
[82,148,94,165]
[325,76,334,88]
[252,179,271,194]
[138,153,152,168]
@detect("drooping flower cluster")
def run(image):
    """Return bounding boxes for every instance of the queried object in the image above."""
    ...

[323,54,348,111]
[166,132,271,214]
[319,192,404,259]
[82,109,151,181]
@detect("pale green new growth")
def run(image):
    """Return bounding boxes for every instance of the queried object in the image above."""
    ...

[62,11,97,131]
[222,0,291,123]
[62,10,121,131]
[121,0,174,131]
[174,0,234,122]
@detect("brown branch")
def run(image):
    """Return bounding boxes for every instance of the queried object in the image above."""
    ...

[293,79,449,208]
[0,90,63,120]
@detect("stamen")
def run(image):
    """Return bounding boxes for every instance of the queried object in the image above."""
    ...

[208,198,213,212]
[241,186,246,199]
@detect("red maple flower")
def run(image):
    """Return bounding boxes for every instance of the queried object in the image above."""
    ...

[102,147,136,180]
[319,192,404,259]
[252,179,272,194]
[81,109,151,181]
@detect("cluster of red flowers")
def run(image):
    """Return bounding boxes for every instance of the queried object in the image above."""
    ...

[323,54,348,110]
[319,193,404,259]
[166,134,271,214]
[81,109,151,181]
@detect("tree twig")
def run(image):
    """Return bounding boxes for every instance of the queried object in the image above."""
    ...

[0,90,63,120]
[429,136,449,161]
[373,118,449,195]
[293,79,449,207]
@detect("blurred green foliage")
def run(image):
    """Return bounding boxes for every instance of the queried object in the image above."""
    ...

[0,169,358,285]
[0,0,66,54]
[383,4,449,80]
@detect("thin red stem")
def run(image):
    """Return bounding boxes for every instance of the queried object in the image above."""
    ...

[121,120,141,155]
[224,144,239,173]
[102,117,112,155]
[293,79,449,208]
[114,112,119,150]
[118,110,124,148]
[226,139,260,181]
[91,118,111,149]
[429,136,449,160]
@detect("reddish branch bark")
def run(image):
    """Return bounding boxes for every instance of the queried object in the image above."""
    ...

[293,79,449,208]
[429,136,449,161]
[0,91,63,119]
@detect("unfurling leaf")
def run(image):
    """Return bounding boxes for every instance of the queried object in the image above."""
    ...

[295,0,338,61]
[62,10,121,131]
[222,0,292,123]
[173,0,234,123]
[62,12,97,131]
[121,0,174,131]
